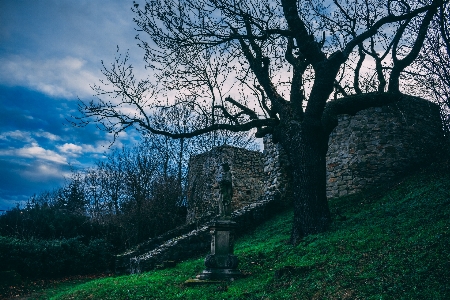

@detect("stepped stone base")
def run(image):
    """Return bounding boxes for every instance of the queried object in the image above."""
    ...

[196,268,242,281]
[195,220,242,281]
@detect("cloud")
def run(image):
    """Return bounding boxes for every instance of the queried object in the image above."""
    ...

[0,129,62,144]
[0,130,35,143]
[0,0,143,99]
[0,56,99,98]
[0,1,146,211]
[35,130,61,141]
[17,144,67,164]
[57,143,83,155]
[0,158,71,211]
[23,162,72,182]
[0,143,68,164]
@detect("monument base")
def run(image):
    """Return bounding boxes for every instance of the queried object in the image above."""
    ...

[191,219,243,282]
[196,268,242,281]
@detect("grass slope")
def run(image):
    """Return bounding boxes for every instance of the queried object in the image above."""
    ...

[32,167,450,299]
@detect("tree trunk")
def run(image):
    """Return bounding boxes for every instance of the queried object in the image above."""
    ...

[275,119,331,245]
[177,138,184,188]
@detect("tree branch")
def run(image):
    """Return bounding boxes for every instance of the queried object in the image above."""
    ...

[136,117,279,139]
[354,44,366,94]
[343,1,442,59]
[389,3,439,92]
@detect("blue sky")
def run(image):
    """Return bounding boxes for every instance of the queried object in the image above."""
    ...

[0,1,144,210]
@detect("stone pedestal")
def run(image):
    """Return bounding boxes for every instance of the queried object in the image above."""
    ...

[196,220,242,280]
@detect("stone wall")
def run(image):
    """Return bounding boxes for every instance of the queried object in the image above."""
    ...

[262,134,292,205]
[326,97,443,198]
[187,97,444,219]
[186,145,266,224]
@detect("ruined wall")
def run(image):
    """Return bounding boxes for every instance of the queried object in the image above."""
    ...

[326,97,443,198]
[186,145,265,224]
[262,134,292,205]
[120,97,444,274]
[186,97,444,221]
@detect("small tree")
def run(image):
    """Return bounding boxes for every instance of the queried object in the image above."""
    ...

[77,0,447,243]
[57,172,87,214]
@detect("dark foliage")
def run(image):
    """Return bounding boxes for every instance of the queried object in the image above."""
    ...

[0,202,97,242]
[0,236,113,279]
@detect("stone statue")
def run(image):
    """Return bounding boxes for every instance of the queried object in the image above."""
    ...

[218,162,232,218]
[195,162,241,281]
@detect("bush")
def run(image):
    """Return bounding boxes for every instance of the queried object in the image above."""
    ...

[0,236,114,279]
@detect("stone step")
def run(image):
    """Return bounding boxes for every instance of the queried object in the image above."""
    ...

[115,194,289,274]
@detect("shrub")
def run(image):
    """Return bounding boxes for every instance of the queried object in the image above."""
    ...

[0,236,113,279]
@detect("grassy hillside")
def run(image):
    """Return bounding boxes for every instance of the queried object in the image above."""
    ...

[17,166,450,299]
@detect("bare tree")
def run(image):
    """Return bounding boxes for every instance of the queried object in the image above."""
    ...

[76,0,446,243]
[84,168,106,223]
[149,103,259,190]
[96,151,127,216]
[412,2,450,132]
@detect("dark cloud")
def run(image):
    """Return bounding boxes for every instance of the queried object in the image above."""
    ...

[1,86,64,130]
[0,85,99,144]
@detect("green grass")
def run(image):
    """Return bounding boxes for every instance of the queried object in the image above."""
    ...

[21,167,450,299]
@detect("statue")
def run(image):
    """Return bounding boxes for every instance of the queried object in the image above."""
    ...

[192,162,241,282]
[218,162,232,218]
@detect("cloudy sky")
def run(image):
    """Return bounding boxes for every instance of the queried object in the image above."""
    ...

[0,1,145,210]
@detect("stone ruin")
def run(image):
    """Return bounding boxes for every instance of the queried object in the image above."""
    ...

[116,96,445,275]
[326,96,444,198]
[186,138,292,224]
[186,96,444,222]
[186,146,265,224]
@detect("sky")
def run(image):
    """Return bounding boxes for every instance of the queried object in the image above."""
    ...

[0,1,145,211]
[0,0,410,211]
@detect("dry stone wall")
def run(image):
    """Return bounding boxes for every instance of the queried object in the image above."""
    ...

[262,134,292,205]
[187,97,444,219]
[326,97,443,198]
[186,145,266,224]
